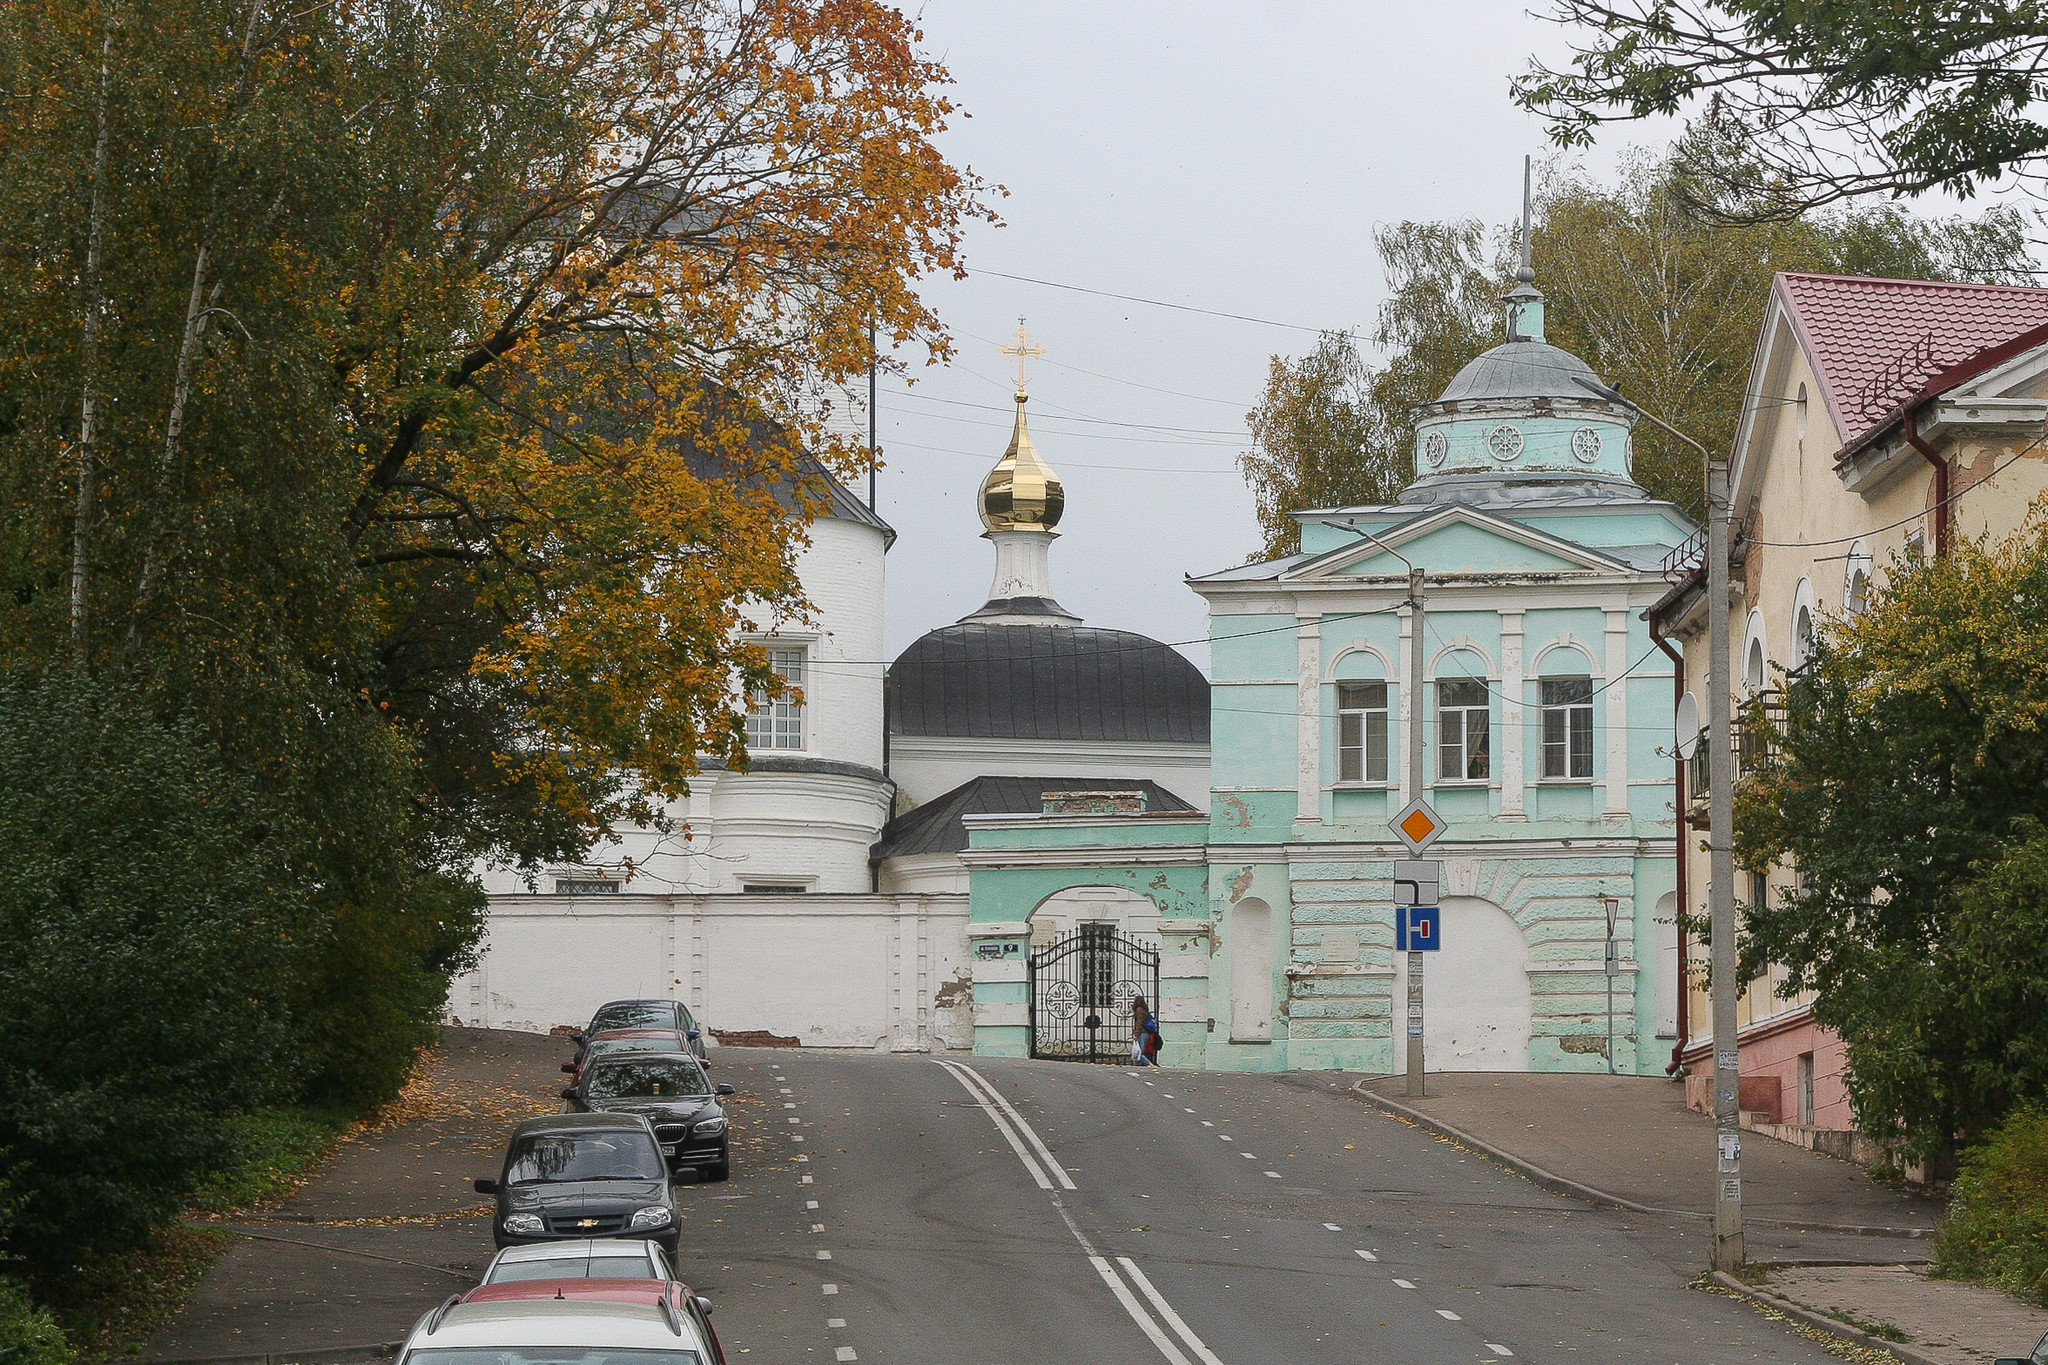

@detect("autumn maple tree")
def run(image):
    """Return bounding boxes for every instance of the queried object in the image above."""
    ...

[0,0,991,1279]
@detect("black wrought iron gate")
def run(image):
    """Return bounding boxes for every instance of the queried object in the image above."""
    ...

[1028,924,1161,1063]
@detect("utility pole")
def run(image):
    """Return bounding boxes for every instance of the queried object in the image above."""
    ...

[1706,453,1744,1271]
[1573,371,1741,1269]
[1405,564,1427,1099]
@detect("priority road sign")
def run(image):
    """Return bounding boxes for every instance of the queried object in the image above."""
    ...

[1396,905,1441,952]
[1389,798,1446,855]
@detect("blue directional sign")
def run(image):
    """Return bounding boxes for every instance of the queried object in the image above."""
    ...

[1396,905,1442,952]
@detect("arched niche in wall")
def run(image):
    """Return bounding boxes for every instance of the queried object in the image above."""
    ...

[1790,576,1817,671]
[1228,897,1274,1043]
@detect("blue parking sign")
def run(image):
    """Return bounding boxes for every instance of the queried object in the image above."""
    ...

[1397,905,1441,952]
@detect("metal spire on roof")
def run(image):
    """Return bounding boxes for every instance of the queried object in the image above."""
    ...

[1505,154,1546,343]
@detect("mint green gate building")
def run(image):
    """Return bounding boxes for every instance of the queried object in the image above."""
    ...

[968,256,1696,1075]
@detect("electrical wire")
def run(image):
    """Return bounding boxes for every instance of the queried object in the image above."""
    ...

[1740,433,2047,548]
[880,436,1243,476]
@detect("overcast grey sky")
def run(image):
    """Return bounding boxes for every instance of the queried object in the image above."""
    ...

[870,2,1672,668]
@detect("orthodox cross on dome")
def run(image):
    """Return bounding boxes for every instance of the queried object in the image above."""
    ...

[999,318,1046,397]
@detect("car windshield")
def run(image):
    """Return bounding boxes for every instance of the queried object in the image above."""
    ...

[591,1004,675,1032]
[484,1253,657,1284]
[405,1352,698,1365]
[502,1132,664,1185]
[588,1059,711,1102]
[586,1036,683,1063]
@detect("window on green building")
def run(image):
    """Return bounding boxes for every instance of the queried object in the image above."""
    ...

[1336,681,1388,782]
[1437,678,1490,781]
[1540,676,1594,779]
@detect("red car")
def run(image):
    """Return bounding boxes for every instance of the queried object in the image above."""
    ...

[461,1279,727,1362]
[562,1028,701,1082]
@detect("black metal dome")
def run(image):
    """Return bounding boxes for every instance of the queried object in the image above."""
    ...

[886,623,1210,742]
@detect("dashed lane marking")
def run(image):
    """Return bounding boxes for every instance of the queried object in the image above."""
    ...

[835,1349,857,1362]
[1263,1171,1282,1178]
[1392,1279,1415,1289]
[811,1224,825,1233]
[1323,1223,1341,1231]
[1354,1250,1377,1261]
[806,1200,819,1209]
[1436,1310,1462,1321]
[817,1250,832,1260]
[827,1317,846,1328]
[822,1284,837,1295]
[800,1175,813,1184]
[1486,1345,1514,1356]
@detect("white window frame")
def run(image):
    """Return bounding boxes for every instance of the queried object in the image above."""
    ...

[1538,675,1594,780]
[746,647,806,751]
[1335,680,1389,784]
[1436,677,1491,783]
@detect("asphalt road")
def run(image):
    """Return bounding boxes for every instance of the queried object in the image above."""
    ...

[677,1052,1853,1365]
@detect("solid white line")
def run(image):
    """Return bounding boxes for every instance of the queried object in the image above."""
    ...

[939,1061,1076,1190]
[1117,1257,1226,1365]
[1089,1256,1191,1365]
[932,1061,1052,1189]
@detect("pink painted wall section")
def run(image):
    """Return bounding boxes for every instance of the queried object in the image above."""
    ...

[1683,1014,1853,1131]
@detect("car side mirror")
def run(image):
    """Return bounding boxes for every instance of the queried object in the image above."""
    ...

[570,1031,586,1042]
[715,1083,736,1097]
[694,1295,714,1317]
[559,1087,577,1101]
[560,1062,577,1073]
[472,1177,499,1194]
[687,1030,701,1040]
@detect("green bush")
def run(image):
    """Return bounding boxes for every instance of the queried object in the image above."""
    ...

[0,674,306,1271]
[1936,1102,2048,1303]
[0,1279,73,1365]
[188,1109,353,1214]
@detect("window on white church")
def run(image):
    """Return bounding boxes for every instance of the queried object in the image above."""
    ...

[1336,681,1388,783]
[746,648,805,750]
[1540,676,1594,779]
[1437,678,1490,781]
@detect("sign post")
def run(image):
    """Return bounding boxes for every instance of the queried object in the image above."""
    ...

[1602,895,1620,1075]
[1391,804,1445,1099]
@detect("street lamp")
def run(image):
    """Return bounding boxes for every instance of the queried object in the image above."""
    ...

[1574,375,1743,1272]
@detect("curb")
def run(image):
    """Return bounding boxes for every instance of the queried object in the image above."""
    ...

[1348,1080,1934,1240]
[141,1345,399,1365]
[1708,1271,1940,1365]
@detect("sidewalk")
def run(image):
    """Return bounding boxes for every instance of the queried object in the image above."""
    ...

[1355,1071,1941,1233]
[1353,1072,2048,1365]
[144,1028,569,1361]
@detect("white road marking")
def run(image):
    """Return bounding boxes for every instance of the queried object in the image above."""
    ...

[800,1175,813,1184]
[1218,1134,1231,1140]
[1185,1108,1195,1113]
[1354,1250,1376,1261]
[1437,1310,1462,1320]
[796,1153,809,1161]
[1201,1121,1214,1127]
[835,1349,857,1362]
[1163,1094,1175,1098]
[793,1135,804,1142]
[1089,1256,1191,1365]
[780,1088,792,1094]
[822,1284,838,1294]
[1486,1345,1514,1356]
[936,1060,1076,1190]
[1323,1223,1341,1231]
[806,1200,819,1209]
[827,1317,846,1327]
[788,1116,802,1124]
[811,1224,825,1233]
[784,1102,797,1109]
[1241,1153,1256,1159]
[1117,1256,1227,1365]
[932,1062,1054,1189]
[1263,1171,1281,1178]
[935,1061,1226,1365]
[817,1250,832,1260]
[1144,1082,1155,1087]
[1393,1278,1415,1289]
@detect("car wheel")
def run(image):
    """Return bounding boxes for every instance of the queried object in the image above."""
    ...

[700,1160,730,1182]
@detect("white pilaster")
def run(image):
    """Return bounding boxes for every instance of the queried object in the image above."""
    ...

[1398,604,1417,807]
[1499,610,1526,819]
[1297,614,1323,821]
[1604,607,1631,817]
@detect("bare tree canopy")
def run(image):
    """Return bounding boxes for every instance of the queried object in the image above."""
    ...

[1515,1,2048,218]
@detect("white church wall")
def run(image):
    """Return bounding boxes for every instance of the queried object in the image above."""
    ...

[451,892,974,1052]
[775,515,887,774]
[703,769,889,892]
[887,736,1210,809]
[874,852,969,896]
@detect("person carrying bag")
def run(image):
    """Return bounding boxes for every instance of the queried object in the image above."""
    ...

[1130,995,1163,1066]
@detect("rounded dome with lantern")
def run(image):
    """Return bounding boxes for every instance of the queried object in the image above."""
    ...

[1400,213,1645,507]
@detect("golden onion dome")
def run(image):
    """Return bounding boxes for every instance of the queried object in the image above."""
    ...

[979,391,1064,532]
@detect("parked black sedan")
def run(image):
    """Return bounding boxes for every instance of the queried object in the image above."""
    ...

[573,999,707,1063]
[474,1112,681,1255]
[562,1052,735,1182]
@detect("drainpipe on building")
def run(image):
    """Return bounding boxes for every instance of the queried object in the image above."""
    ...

[1903,407,1948,557]
[1648,605,1689,1076]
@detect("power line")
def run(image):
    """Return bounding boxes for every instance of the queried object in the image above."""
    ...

[890,387,1249,439]
[972,268,1348,336]
[881,436,1242,476]
[1741,434,2046,548]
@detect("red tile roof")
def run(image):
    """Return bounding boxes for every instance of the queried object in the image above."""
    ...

[1777,273,2048,446]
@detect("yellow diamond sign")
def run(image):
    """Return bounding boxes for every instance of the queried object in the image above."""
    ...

[1390,798,1446,854]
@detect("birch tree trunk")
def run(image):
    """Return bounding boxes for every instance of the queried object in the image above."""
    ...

[71,6,116,661]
